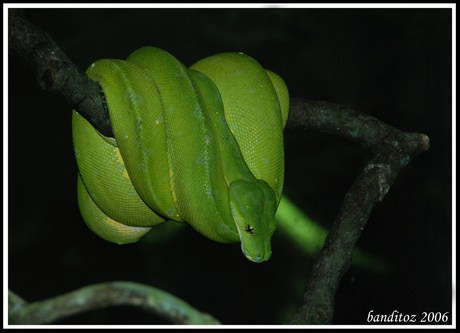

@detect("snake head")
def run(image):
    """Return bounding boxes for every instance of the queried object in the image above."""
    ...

[229,179,277,263]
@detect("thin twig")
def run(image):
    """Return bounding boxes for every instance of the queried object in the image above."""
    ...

[8,281,221,325]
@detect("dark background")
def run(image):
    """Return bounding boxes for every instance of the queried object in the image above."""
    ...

[8,8,452,325]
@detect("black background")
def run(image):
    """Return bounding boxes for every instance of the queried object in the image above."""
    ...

[8,7,452,325]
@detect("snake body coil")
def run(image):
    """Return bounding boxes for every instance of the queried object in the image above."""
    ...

[73,47,289,262]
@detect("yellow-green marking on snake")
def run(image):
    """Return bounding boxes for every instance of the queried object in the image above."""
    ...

[73,47,289,262]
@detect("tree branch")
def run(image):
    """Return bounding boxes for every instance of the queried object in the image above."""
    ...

[8,8,113,137]
[285,99,430,324]
[9,10,431,325]
[8,281,221,325]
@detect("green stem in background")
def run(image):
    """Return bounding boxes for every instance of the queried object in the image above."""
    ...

[276,195,392,275]
[9,9,431,325]
[285,99,430,325]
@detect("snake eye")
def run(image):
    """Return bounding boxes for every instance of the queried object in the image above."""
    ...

[245,224,254,234]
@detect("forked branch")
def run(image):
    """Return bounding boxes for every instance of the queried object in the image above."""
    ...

[286,99,429,324]
[8,9,430,325]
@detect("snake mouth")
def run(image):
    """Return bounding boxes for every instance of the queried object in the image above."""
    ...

[246,255,263,263]
[242,247,271,263]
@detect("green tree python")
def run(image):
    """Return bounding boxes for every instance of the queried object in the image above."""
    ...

[73,46,289,263]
